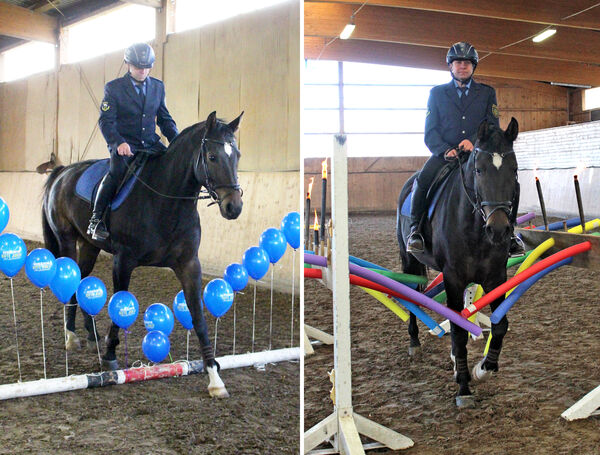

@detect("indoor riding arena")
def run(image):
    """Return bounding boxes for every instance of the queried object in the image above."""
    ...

[303,2,600,454]
[0,1,300,454]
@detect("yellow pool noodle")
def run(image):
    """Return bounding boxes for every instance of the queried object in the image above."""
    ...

[359,286,410,322]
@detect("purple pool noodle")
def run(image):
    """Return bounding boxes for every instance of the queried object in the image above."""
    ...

[304,253,327,267]
[516,212,536,225]
[490,257,572,324]
[348,263,482,336]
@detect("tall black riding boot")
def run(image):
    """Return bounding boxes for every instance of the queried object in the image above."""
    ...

[508,181,525,257]
[87,174,115,241]
[407,181,428,254]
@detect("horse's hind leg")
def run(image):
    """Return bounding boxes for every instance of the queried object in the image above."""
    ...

[77,241,102,351]
[445,277,474,407]
[403,256,426,356]
[472,278,509,382]
[102,254,136,370]
[174,257,229,398]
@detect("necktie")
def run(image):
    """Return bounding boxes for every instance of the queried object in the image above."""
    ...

[136,83,145,105]
[459,86,468,108]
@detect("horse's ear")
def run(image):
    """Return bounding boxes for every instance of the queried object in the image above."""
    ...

[206,111,217,132]
[505,117,519,142]
[477,119,490,141]
[228,111,244,132]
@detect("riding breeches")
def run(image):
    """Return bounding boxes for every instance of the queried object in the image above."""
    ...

[415,154,447,191]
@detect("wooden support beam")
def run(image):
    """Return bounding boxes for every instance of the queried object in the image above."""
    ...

[306,0,600,31]
[305,2,600,65]
[0,2,58,44]
[120,0,163,8]
[304,38,600,87]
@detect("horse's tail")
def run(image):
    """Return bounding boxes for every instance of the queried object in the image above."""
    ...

[41,165,65,256]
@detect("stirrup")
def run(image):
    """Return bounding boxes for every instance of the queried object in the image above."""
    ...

[88,218,109,241]
[509,235,525,258]
[407,231,424,253]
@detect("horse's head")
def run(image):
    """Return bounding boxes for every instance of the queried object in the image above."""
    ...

[470,117,519,244]
[195,111,244,220]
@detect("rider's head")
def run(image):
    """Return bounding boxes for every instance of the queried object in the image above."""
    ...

[124,43,155,82]
[446,42,478,85]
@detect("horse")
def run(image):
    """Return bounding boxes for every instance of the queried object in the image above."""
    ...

[397,118,519,407]
[42,111,243,398]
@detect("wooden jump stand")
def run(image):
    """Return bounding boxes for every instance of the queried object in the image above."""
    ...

[304,135,413,454]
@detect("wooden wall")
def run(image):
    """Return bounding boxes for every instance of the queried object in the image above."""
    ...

[0,1,300,291]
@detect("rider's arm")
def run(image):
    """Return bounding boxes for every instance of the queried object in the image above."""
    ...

[98,83,126,151]
[424,88,454,157]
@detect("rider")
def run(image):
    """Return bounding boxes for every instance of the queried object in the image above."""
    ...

[406,41,525,257]
[87,42,179,241]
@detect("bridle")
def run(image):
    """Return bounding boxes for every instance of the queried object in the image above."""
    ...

[457,147,515,223]
[194,131,243,206]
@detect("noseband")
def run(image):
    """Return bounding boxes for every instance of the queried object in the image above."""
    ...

[458,147,515,223]
[195,133,243,207]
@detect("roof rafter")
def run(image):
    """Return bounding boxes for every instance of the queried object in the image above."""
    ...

[0,2,58,44]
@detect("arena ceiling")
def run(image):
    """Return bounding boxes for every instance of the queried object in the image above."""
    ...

[304,0,600,87]
[0,0,159,52]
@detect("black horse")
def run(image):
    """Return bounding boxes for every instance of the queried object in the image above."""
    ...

[397,118,519,407]
[42,111,243,398]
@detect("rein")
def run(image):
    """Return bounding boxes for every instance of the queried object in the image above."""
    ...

[122,131,241,207]
[456,147,514,222]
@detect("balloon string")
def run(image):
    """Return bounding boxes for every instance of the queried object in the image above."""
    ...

[291,249,296,348]
[63,304,69,377]
[124,330,129,369]
[168,352,173,363]
[269,267,274,351]
[186,330,190,362]
[252,280,257,353]
[92,317,102,369]
[213,317,219,358]
[40,289,47,380]
[10,279,22,382]
[232,296,236,356]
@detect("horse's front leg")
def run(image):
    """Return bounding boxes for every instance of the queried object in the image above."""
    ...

[472,277,509,382]
[102,254,136,370]
[174,257,229,398]
[445,277,474,407]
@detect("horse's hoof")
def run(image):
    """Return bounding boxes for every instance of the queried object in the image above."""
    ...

[65,330,81,351]
[472,360,493,382]
[209,386,230,398]
[455,395,476,408]
[101,358,119,371]
[408,345,421,357]
[86,338,99,353]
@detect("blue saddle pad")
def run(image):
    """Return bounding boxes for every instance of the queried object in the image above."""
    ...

[75,159,139,211]
[400,174,453,219]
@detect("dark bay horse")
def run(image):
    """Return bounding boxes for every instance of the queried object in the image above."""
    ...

[42,111,243,398]
[397,118,519,407]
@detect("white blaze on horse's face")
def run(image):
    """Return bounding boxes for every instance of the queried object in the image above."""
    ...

[492,153,503,170]
[224,143,233,157]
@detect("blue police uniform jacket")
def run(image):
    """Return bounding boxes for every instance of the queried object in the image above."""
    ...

[424,79,500,156]
[98,74,178,152]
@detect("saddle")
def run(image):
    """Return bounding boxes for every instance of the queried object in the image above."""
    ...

[400,157,462,219]
[75,150,158,211]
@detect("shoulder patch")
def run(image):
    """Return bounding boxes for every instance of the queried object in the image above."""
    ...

[101,101,110,112]
[492,104,499,118]
[426,109,431,117]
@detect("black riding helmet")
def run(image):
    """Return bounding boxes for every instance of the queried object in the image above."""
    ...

[124,43,155,69]
[446,42,478,69]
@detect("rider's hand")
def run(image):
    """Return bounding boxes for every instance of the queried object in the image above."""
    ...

[444,148,458,159]
[117,142,133,157]
[458,139,474,152]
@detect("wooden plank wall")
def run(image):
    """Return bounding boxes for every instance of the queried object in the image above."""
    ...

[0,1,300,290]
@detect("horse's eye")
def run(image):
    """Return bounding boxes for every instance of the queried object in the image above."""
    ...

[475,168,482,175]
[208,154,217,162]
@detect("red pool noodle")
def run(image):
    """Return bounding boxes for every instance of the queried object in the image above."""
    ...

[304,268,322,278]
[461,241,591,318]
[424,273,444,293]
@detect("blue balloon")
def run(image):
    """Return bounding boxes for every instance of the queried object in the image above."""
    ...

[242,246,270,280]
[25,248,56,288]
[49,257,81,304]
[259,228,287,264]
[223,263,249,292]
[172,291,194,330]
[0,233,26,278]
[203,278,234,318]
[108,291,139,329]
[0,197,9,234]
[76,276,107,316]
[281,212,300,249]
[142,330,170,363]
[144,303,175,336]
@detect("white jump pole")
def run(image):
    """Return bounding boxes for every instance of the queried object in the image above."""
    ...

[561,385,600,421]
[304,135,413,454]
[0,347,300,401]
